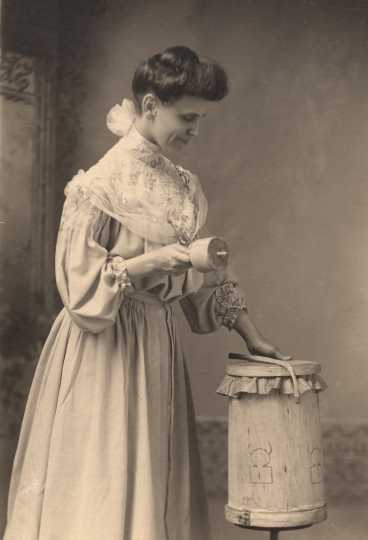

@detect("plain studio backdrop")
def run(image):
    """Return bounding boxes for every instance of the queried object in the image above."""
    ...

[1,0,368,538]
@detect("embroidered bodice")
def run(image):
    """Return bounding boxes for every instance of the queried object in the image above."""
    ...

[56,124,246,332]
[61,126,208,246]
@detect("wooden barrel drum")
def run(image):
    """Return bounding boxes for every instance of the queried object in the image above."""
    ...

[217,357,327,533]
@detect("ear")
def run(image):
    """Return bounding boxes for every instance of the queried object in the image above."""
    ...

[141,93,159,119]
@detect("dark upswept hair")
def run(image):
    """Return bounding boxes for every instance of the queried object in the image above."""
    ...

[132,46,229,111]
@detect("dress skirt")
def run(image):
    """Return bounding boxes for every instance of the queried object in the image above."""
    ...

[4,295,211,540]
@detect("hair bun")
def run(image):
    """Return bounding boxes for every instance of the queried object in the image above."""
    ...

[160,46,199,68]
[132,45,228,109]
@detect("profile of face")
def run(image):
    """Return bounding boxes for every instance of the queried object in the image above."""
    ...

[140,94,211,153]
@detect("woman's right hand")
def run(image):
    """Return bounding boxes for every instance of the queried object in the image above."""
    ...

[125,243,192,281]
[152,243,192,275]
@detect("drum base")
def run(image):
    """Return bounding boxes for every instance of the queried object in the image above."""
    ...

[225,504,327,530]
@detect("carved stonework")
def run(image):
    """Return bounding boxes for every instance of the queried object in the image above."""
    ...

[1,51,56,342]
[0,51,35,103]
[1,1,125,335]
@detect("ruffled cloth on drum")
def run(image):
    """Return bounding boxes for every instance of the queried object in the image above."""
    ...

[217,373,327,398]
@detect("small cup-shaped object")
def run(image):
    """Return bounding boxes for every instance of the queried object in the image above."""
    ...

[189,237,229,272]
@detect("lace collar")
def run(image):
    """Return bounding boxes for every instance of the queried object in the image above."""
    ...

[65,113,208,246]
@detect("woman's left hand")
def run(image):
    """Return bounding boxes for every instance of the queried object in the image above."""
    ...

[234,310,292,361]
[245,338,292,361]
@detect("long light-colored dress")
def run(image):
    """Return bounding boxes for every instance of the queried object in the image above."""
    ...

[4,126,245,540]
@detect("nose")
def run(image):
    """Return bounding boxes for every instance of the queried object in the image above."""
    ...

[188,119,199,137]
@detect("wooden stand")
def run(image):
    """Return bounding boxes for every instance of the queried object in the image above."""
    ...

[217,355,328,540]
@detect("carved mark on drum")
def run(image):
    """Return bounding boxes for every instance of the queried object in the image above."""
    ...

[249,443,274,484]
[310,447,322,484]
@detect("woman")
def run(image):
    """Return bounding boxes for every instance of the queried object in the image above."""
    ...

[4,46,289,540]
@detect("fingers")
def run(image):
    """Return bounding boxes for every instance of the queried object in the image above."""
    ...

[270,348,293,362]
[173,243,190,253]
[171,245,191,266]
[246,339,293,362]
[173,244,191,262]
[173,254,191,264]
[155,244,191,273]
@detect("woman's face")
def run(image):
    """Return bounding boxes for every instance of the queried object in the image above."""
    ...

[151,95,210,152]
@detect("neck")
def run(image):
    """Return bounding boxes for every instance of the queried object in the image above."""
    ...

[134,117,158,147]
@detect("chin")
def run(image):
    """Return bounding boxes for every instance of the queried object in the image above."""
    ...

[174,139,189,149]
[164,139,189,156]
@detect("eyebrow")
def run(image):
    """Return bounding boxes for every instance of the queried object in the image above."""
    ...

[181,112,207,118]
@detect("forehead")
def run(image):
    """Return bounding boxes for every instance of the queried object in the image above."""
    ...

[170,96,210,116]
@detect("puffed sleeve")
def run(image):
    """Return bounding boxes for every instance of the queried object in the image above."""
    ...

[180,268,247,334]
[55,187,134,334]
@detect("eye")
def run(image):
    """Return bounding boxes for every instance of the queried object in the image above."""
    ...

[181,114,197,122]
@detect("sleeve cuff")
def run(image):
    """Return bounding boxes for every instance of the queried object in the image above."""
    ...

[107,255,135,292]
[214,280,247,330]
